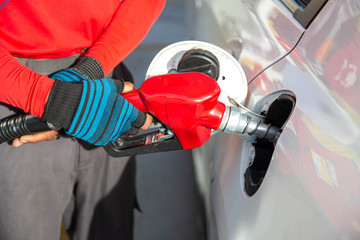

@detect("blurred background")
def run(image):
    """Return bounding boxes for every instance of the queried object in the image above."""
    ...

[123,0,207,239]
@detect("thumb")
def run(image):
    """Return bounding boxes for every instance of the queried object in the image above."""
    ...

[123,82,136,93]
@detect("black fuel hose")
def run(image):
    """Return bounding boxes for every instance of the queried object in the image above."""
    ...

[0,113,56,144]
[0,113,183,158]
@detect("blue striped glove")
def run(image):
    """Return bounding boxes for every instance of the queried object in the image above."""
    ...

[50,69,87,83]
[49,56,104,82]
[43,78,146,145]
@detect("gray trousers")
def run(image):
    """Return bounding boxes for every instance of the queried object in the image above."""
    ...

[0,56,136,240]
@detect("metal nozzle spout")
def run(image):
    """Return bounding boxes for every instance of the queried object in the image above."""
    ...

[220,106,280,142]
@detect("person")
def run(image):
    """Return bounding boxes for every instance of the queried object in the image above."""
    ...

[0,0,165,239]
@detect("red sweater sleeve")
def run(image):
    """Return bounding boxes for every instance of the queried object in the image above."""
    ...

[0,0,164,117]
[0,45,54,118]
[85,0,166,76]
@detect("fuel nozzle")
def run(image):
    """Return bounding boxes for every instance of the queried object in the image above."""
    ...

[219,106,280,142]
[176,46,280,142]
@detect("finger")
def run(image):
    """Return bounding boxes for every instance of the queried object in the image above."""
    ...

[123,82,135,93]
[21,131,59,143]
[109,78,134,94]
[12,138,24,148]
[12,131,59,147]
[141,113,153,130]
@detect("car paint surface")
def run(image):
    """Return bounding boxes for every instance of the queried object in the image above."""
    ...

[189,0,360,239]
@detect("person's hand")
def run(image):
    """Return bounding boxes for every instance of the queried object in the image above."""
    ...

[12,130,60,148]
[12,80,152,147]
[12,56,102,147]
[42,78,152,146]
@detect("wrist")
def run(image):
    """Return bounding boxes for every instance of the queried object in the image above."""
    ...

[71,56,104,80]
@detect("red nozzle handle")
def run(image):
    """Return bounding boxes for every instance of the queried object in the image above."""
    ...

[121,73,226,150]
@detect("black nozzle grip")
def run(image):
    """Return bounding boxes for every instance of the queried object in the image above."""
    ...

[0,113,56,144]
[104,134,183,157]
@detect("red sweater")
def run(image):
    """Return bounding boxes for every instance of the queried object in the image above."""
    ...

[0,0,165,117]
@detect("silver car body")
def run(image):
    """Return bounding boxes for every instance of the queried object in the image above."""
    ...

[188,0,360,239]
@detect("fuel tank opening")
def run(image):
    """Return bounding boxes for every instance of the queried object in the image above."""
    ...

[177,48,220,80]
[244,91,296,196]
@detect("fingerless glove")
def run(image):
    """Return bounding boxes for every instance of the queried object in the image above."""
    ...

[43,78,146,145]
